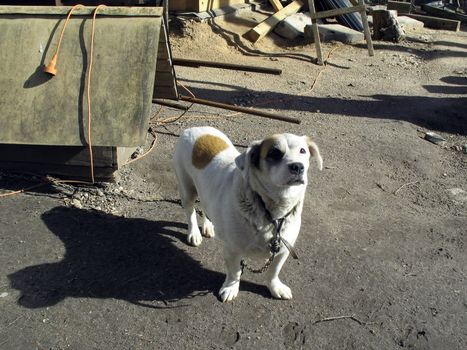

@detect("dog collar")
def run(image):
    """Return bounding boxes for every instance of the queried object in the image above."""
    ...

[255,193,299,260]
[239,192,299,275]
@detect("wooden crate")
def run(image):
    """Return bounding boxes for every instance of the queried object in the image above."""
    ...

[0,144,136,180]
[0,6,177,180]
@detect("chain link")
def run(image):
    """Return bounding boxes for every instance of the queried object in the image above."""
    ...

[240,253,276,274]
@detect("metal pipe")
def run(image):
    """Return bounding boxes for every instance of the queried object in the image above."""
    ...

[172,58,282,75]
[153,98,189,110]
[177,95,301,124]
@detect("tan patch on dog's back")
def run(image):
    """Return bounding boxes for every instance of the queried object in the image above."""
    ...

[192,134,229,169]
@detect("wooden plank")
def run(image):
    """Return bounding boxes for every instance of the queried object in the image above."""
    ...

[155,72,177,84]
[153,90,180,99]
[307,0,324,65]
[0,162,115,181]
[0,144,117,168]
[387,1,411,14]
[310,5,366,20]
[245,0,304,43]
[0,6,163,17]
[269,0,284,12]
[156,59,173,72]
[406,13,460,31]
[359,0,374,56]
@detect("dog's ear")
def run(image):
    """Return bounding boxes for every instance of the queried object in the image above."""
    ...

[304,136,323,171]
[235,141,261,177]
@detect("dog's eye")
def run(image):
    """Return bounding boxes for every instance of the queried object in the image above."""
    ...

[300,148,307,154]
[267,147,284,161]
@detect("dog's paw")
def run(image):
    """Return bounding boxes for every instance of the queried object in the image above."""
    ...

[187,229,202,247]
[269,279,293,300]
[219,282,239,302]
[202,220,215,238]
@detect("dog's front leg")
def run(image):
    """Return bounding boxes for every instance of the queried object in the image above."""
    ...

[266,251,293,299]
[219,248,242,302]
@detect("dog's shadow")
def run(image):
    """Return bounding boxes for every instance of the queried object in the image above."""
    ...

[8,206,267,309]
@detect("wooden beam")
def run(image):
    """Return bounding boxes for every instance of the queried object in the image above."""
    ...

[245,0,304,43]
[387,1,411,14]
[310,5,366,20]
[269,0,284,12]
[406,13,460,31]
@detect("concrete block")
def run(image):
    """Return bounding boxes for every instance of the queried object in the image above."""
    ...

[304,24,364,44]
[397,15,425,31]
[274,12,311,40]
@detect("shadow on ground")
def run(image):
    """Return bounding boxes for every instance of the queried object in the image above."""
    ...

[8,206,266,309]
[176,82,467,135]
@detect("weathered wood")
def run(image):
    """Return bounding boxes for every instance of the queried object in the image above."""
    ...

[373,9,405,42]
[169,0,246,12]
[406,13,460,31]
[153,20,178,100]
[359,0,374,56]
[244,0,304,43]
[0,6,163,17]
[156,58,173,72]
[0,144,136,179]
[154,90,181,99]
[178,96,301,124]
[269,0,284,12]
[172,58,283,75]
[307,0,373,64]
[307,0,324,65]
[310,5,365,20]
[0,144,116,167]
[387,1,412,14]
[0,6,162,147]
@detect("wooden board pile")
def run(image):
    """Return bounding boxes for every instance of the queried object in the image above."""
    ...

[243,0,462,45]
[385,0,462,31]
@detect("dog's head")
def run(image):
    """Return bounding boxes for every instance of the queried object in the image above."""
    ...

[235,133,322,193]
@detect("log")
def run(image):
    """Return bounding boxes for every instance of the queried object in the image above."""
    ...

[244,0,304,43]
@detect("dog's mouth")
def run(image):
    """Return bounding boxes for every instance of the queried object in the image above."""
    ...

[287,177,305,185]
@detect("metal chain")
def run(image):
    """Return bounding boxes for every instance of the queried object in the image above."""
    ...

[240,253,276,274]
[240,220,283,275]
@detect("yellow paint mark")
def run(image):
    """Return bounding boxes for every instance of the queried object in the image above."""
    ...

[192,134,230,169]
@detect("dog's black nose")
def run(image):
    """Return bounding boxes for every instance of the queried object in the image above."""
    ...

[288,162,304,175]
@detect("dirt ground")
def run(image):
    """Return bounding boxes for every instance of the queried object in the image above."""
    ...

[1,7,466,350]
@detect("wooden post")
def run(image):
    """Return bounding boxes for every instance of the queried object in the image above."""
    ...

[359,0,374,55]
[307,0,324,65]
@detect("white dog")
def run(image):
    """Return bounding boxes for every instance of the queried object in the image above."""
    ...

[173,127,322,302]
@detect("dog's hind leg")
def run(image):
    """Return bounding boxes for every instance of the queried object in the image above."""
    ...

[201,213,215,238]
[174,167,203,247]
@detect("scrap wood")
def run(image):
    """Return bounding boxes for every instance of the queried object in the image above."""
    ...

[406,13,460,31]
[269,0,284,12]
[244,0,304,43]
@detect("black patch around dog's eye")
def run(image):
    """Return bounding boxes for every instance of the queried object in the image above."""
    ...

[267,147,284,161]
[251,145,260,168]
[300,148,307,154]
